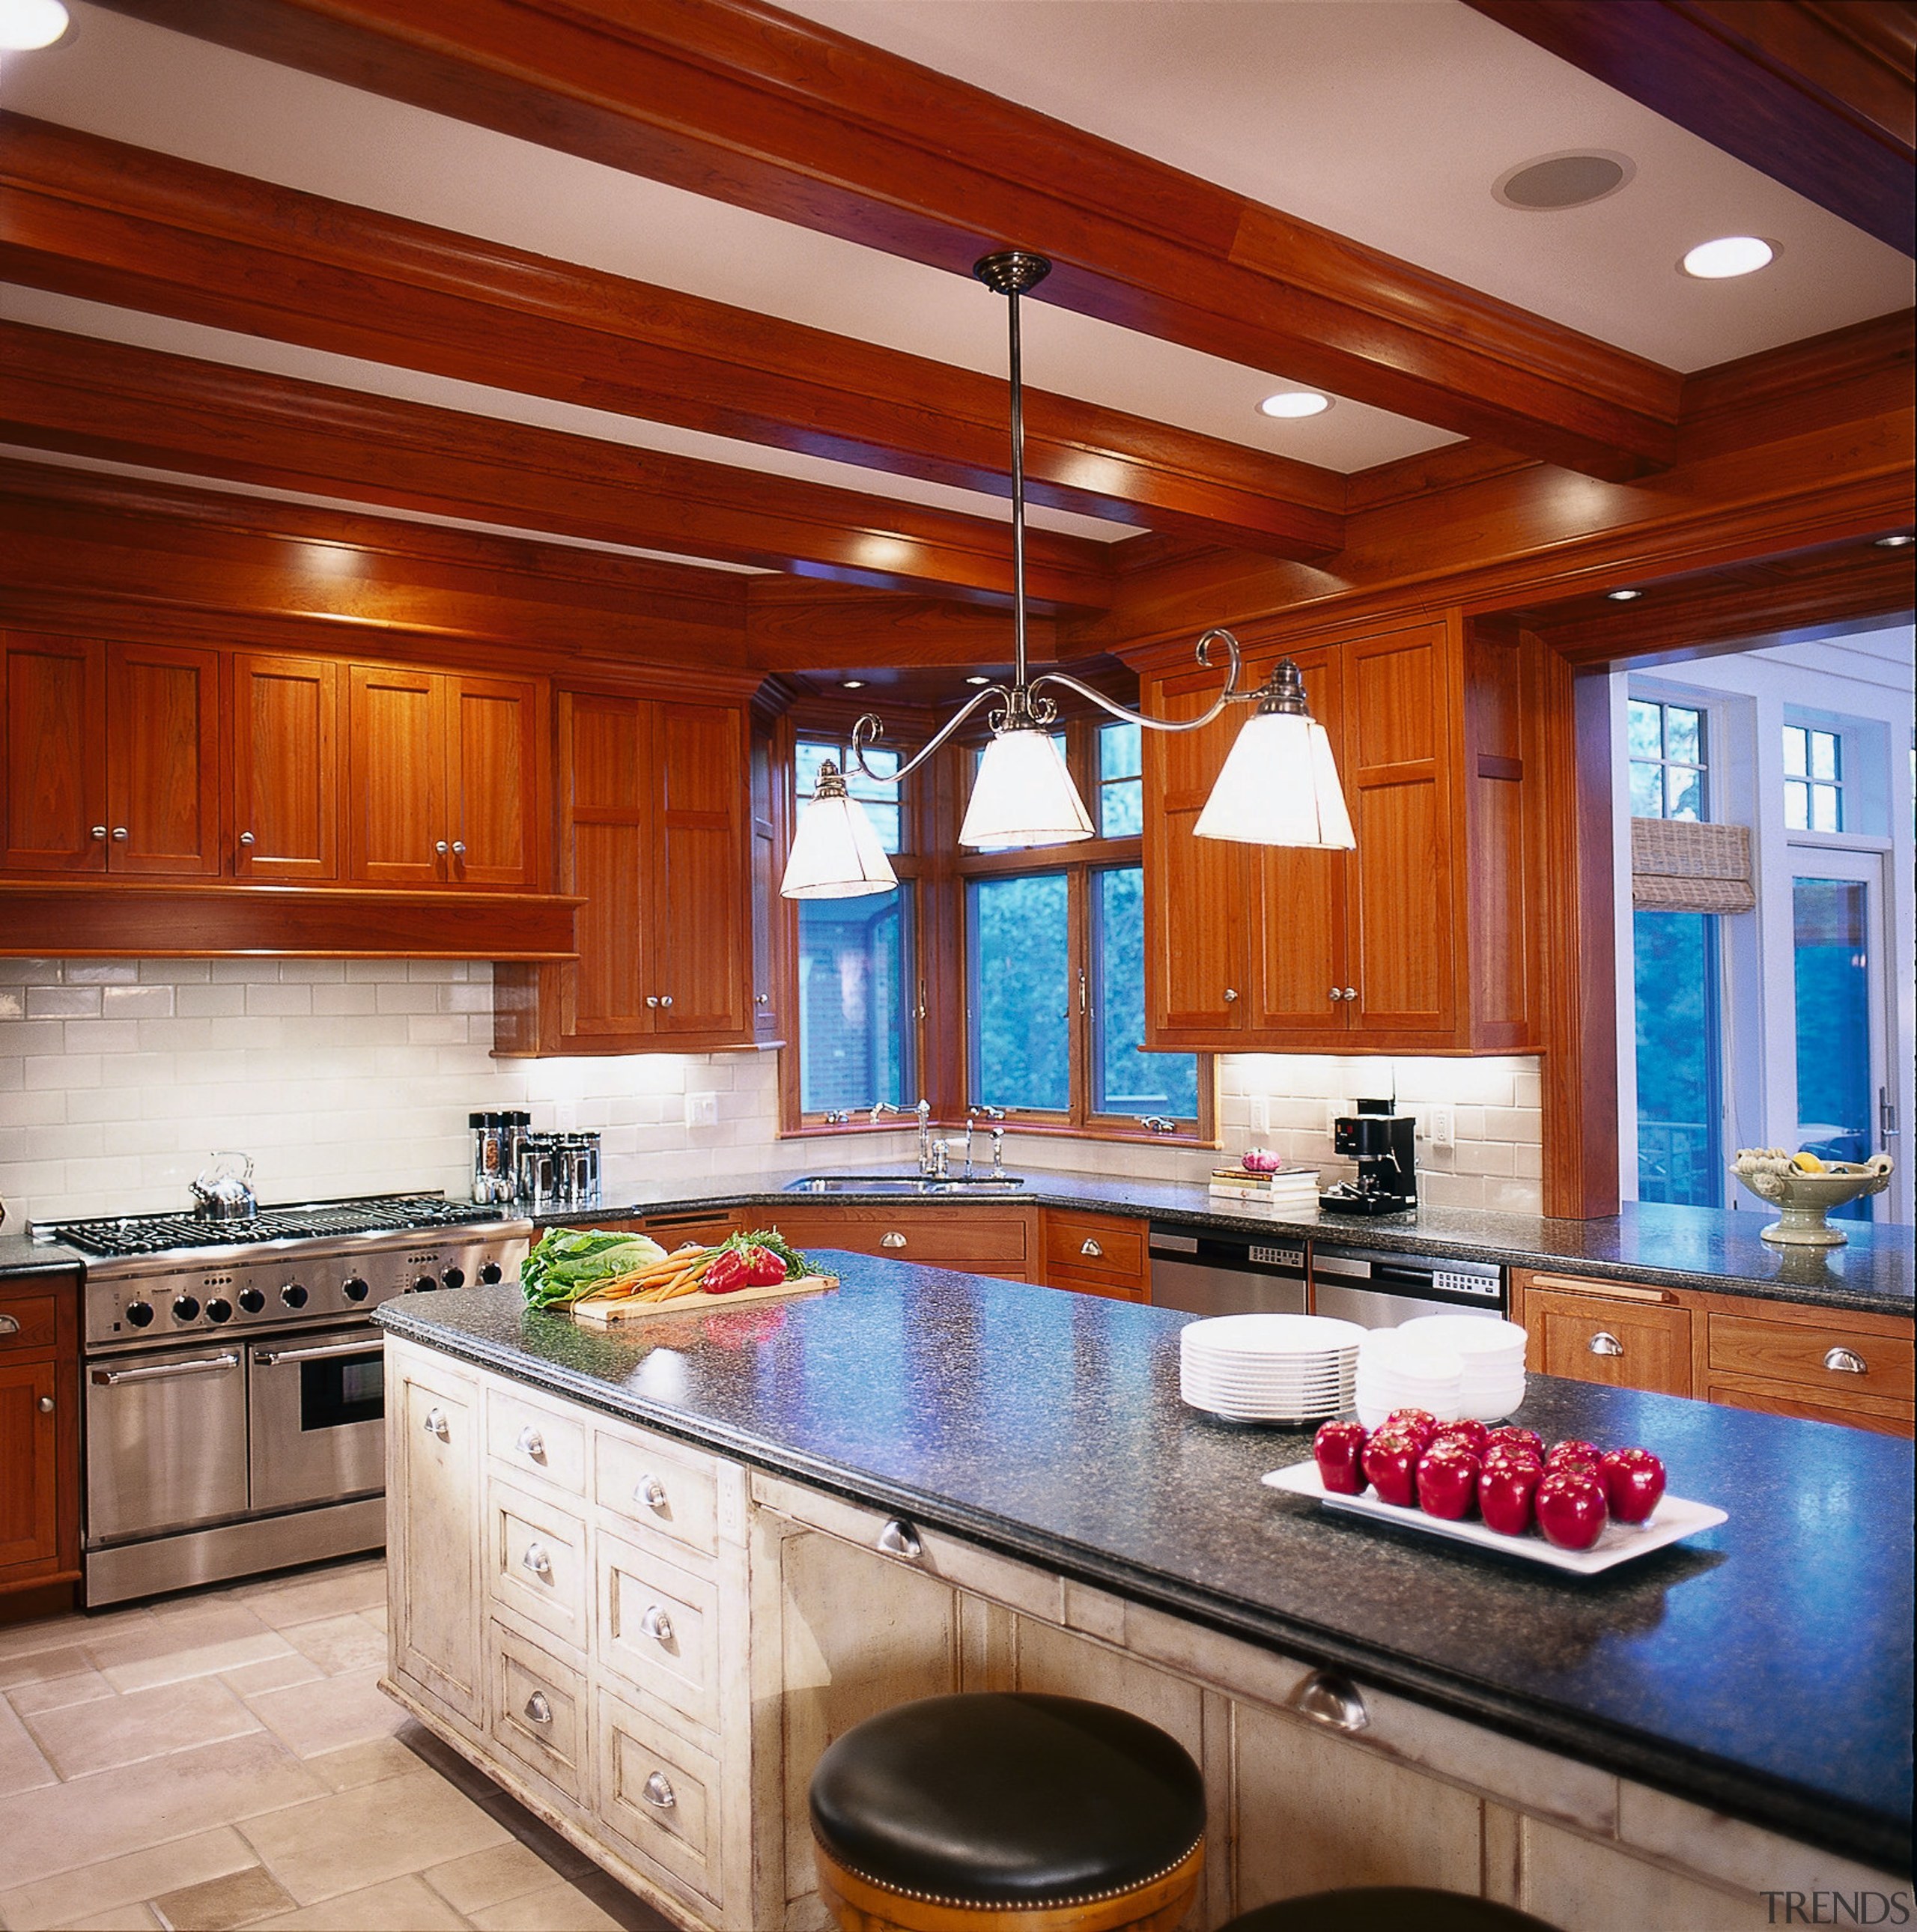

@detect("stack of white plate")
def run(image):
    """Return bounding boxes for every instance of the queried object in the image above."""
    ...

[1355,1318,1528,1427]
[1179,1313,1364,1424]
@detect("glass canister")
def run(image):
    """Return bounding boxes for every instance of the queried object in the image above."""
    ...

[469,1114,512,1205]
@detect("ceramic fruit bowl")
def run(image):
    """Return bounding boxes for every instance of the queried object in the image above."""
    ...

[1730,1149,1893,1246]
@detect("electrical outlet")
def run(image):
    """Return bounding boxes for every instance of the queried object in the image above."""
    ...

[1249,1096,1271,1136]
[685,1091,719,1129]
[1425,1105,1456,1149]
[551,1102,577,1132]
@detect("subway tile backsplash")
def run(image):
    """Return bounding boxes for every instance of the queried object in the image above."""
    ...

[0,959,1545,1227]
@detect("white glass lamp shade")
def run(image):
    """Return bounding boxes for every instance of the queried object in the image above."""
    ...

[780,776,898,899]
[960,726,1095,849]
[1193,709,1355,848]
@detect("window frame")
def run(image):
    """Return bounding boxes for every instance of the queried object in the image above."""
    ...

[1627,697,1710,822]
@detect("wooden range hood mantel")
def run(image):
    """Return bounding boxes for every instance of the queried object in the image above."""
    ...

[0,879,582,960]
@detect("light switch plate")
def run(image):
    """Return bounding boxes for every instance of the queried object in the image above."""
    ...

[685,1091,719,1129]
[1249,1096,1271,1135]
[1424,1105,1456,1148]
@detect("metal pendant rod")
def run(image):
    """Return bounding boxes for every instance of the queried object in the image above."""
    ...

[1007,279,1029,692]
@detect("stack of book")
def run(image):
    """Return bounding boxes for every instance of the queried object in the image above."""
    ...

[1209,1163,1322,1210]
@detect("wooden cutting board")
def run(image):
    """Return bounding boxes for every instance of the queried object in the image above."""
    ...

[568,1273,838,1324]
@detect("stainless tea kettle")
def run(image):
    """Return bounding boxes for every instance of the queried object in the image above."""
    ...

[190,1151,257,1221]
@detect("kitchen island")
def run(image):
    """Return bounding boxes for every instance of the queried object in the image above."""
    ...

[378,1254,1912,1932]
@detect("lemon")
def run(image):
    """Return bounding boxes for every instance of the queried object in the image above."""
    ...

[1791,1152,1825,1174]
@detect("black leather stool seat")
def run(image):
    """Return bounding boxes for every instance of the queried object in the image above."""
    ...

[809,1692,1206,1907]
[1221,1888,1559,1931]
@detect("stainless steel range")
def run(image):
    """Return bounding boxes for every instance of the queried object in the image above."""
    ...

[36,1194,530,1606]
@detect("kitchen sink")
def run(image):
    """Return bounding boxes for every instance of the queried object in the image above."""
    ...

[786,1174,1026,1195]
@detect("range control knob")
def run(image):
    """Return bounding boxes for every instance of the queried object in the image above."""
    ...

[125,1300,155,1328]
[280,1283,309,1310]
[237,1287,265,1314]
[413,1275,438,1293]
[479,1262,503,1285]
[440,1266,465,1290]
[204,1297,233,1324]
[172,1295,201,1322]
[342,1277,370,1304]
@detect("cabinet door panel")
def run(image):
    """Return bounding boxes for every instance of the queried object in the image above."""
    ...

[233,654,338,881]
[0,1358,60,1572]
[392,1364,483,1723]
[4,631,106,872]
[650,702,748,1038]
[448,676,536,888]
[348,664,443,886]
[560,693,648,1039]
[106,643,222,875]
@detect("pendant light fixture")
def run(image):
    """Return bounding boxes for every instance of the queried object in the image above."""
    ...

[780,250,1352,899]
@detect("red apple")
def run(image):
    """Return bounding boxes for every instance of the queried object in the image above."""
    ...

[1430,1419,1489,1457]
[1362,1430,1421,1507]
[1484,1426,1543,1461]
[1546,1439,1604,1474]
[1384,1409,1441,1453]
[1597,1447,1667,1525]
[1313,1420,1370,1496]
[1415,1445,1480,1519]
[1535,1468,1609,1550]
[1480,1443,1543,1477]
[1478,1458,1541,1536]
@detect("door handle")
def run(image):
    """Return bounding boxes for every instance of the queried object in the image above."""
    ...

[1343,986,1357,1001]
[658,994,672,1009]
[1290,1670,1370,1734]
[91,825,107,840]
[239,831,255,847]
[634,1474,669,1511]
[1823,1347,1868,1375]
[875,1518,922,1560]
[253,1337,383,1367]
[523,1691,553,1727]
[1588,1331,1625,1357]
[112,826,128,841]
[1223,987,1239,1003]
[435,840,449,854]
[422,1407,450,1440]
[38,1395,54,1413]
[0,1314,18,1336]
[639,1604,675,1645]
[1081,1239,1104,1258]
[452,840,467,857]
[521,1542,553,1579]
[641,1771,676,1810]
[91,1353,240,1385]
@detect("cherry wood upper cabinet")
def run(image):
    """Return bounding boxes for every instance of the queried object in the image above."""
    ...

[232,654,340,881]
[3,631,106,873]
[748,725,784,1046]
[650,701,749,1039]
[446,676,536,889]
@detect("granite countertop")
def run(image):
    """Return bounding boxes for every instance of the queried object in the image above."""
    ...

[0,1234,83,1282]
[382,1256,1914,1873]
[535,1165,1916,1316]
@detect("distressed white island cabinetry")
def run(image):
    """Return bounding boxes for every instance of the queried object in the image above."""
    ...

[380,1334,1898,1932]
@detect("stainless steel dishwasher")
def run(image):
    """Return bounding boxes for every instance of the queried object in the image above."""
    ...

[1309,1241,1505,1327]
[1147,1226,1308,1316]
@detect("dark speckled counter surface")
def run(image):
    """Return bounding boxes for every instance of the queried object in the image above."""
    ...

[535,1166,1916,1316]
[0,1234,82,1282]
[382,1254,1914,1873]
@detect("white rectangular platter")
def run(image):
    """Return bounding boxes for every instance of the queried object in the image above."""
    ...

[1262,1462,1727,1576]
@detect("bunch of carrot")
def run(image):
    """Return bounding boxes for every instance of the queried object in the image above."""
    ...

[575,1245,723,1306]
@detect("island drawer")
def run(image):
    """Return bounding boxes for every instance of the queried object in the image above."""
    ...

[1707,1313,1913,1405]
[489,1619,586,1803]
[486,1478,589,1654]
[595,1427,722,1558]
[1042,1210,1147,1293]
[773,1205,1031,1269]
[600,1530,721,1733]
[597,1686,725,1910]
[0,1287,60,1356]
[487,1387,589,1495]
[1525,1292,1692,1397]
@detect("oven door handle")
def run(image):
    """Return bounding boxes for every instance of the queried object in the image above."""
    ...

[252,1337,385,1367]
[90,1352,241,1385]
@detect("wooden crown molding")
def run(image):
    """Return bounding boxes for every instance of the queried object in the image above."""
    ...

[0,112,1340,562]
[0,318,1114,610]
[1465,0,1915,258]
[88,1,1680,481]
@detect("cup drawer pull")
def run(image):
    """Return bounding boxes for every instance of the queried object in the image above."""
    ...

[1291,1670,1369,1734]
[422,1408,449,1440]
[517,1425,546,1459]
[639,1604,675,1646]
[881,1232,907,1249]
[875,1518,922,1561]
[521,1541,553,1579]
[642,1770,676,1810]
[1823,1346,1868,1375]
[1588,1331,1624,1357]
[1080,1238,1103,1259]
[635,1474,669,1510]
[523,1690,553,1726]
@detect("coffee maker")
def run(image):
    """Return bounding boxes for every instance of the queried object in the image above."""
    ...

[1319,1099,1418,1216]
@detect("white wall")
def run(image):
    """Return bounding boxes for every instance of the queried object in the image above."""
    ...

[1,955,1546,1227]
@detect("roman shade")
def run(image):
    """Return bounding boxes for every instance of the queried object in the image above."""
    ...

[1631,818,1756,913]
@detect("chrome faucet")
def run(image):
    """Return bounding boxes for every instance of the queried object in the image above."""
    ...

[872,1099,941,1176]
[967,1107,1006,1179]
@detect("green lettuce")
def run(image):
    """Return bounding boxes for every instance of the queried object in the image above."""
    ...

[519,1228,667,1310]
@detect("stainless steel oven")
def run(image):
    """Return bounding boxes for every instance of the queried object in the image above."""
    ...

[249,1326,386,1513]
[86,1343,249,1543]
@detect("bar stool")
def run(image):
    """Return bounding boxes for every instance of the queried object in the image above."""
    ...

[809,1692,1206,1932]
[1219,1889,1559,1931]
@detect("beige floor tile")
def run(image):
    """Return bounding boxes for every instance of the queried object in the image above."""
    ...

[0,1645,97,1693]
[0,1734,326,1893]
[0,1826,259,1931]
[241,1672,408,1761]
[214,1656,323,1702]
[280,1617,385,1680]
[0,1608,155,1667]
[243,1873,468,1931]
[0,1696,57,1799]
[52,1907,161,1931]
[466,1882,624,1931]
[25,1677,261,1781]
[88,1607,294,1698]
[358,1605,388,1635]
[302,1734,425,1793]
[7,1665,116,1718]
[423,1842,568,1916]
[238,1567,386,1633]
[148,1864,294,1931]
[237,1767,507,1906]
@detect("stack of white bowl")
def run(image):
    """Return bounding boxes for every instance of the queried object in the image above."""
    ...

[1179,1313,1364,1424]
[1354,1317,1528,1427]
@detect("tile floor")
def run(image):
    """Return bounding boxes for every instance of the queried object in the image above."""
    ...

[0,1560,674,1932]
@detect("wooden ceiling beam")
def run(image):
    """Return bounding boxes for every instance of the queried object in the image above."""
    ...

[0,319,1114,610]
[0,114,1340,562]
[88,1,1680,481]
[1465,1,1916,258]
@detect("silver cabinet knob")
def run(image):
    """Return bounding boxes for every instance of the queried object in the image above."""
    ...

[645,995,660,1009]
[1330,988,1345,1002]
[435,839,449,854]
[37,1394,54,1413]
[91,825,107,839]
[452,840,467,856]
[112,827,128,840]
[639,1604,675,1645]
[1080,1239,1103,1258]
[1343,987,1357,1001]
[880,1231,907,1249]
[1291,1670,1370,1734]
[521,1541,553,1579]
[635,1474,669,1511]
[239,830,255,846]
[1823,1346,1868,1375]
[875,1518,922,1561]
[1588,1331,1625,1357]
[523,1690,553,1726]
[422,1408,449,1439]
[755,992,770,1005]
[641,1771,676,1809]
[659,994,672,1009]
[517,1425,545,1460]
[1222,987,1239,1002]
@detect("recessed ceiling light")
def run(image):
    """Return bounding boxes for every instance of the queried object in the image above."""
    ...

[1607,589,1643,603]
[841,679,866,690]
[0,0,70,47]
[1494,151,1634,212]
[1874,533,1913,548]
[1681,236,1775,279]
[1259,391,1331,419]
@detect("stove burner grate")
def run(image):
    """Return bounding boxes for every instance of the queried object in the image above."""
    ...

[43,1194,510,1257]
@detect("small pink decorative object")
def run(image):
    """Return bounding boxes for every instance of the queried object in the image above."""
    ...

[1241,1149,1282,1173]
